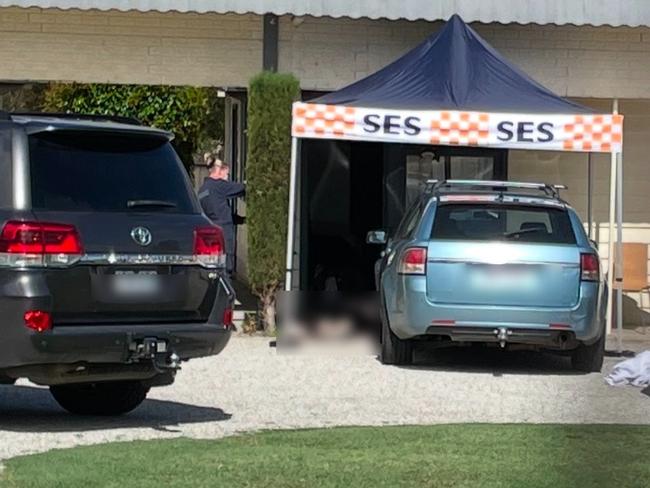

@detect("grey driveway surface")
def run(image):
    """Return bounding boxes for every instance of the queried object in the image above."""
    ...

[0,335,648,460]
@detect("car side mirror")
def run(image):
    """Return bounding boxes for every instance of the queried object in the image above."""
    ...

[590,239,599,250]
[366,230,387,245]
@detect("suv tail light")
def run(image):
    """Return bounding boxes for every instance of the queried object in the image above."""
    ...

[399,247,427,275]
[223,307,234,328]
[194,226,226,268]
[580,253,600,282]
[0,221,83,267]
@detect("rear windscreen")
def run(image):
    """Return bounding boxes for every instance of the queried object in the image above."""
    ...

[431,204,576,244]
[29,131,197,213]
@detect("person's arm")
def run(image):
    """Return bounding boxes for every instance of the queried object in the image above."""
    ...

[223,181,245,198]
[197,187,215,219]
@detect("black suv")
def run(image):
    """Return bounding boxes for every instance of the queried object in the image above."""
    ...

[0,113,234,415]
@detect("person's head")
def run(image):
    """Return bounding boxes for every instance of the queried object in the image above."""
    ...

[204,152,216,168]
[208,159,230,180]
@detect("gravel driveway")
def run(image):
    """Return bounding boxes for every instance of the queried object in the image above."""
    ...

[1,336,648,461]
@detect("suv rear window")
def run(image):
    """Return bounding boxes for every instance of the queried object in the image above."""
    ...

[431,204,576,244]
[29,131,197,213]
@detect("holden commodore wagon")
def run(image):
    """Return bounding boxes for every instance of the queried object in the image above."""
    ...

[0,113,234,415]
[369,180,606,372]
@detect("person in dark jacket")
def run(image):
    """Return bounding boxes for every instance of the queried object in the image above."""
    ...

[198,158,245,274]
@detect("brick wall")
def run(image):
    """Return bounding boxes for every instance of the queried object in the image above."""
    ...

[0,7,261,85]
[279,16,650,99]
[0,7,649,98]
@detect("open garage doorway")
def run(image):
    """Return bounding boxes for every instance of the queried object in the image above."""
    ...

[301,140,508,291]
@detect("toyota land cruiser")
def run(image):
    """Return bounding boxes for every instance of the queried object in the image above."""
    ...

[0,113,234,415]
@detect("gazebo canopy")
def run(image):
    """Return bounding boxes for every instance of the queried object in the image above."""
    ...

[292,15,622,153]
[286,15,625,346]
[314,15,592,114]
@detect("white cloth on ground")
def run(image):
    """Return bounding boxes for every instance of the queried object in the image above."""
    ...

[605,351,650,387]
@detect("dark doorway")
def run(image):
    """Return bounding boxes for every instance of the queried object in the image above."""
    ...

[301,141,508,291]
[301,140,384,292]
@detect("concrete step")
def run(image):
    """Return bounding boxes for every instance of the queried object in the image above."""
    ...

[233,308,256,328]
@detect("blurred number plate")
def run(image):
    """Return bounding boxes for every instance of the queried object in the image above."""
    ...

[113,270,159,295]
[470,266,537,290]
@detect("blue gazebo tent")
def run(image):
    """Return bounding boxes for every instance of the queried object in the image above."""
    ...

[285,15,624,346]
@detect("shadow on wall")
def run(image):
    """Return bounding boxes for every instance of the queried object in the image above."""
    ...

[622,294,650,331]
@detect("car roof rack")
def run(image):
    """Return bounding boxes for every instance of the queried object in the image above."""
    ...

[425,179,567,199]
[9,112,142,126]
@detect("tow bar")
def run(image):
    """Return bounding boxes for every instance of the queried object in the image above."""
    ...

[128,337,181,371]
[494,327,512,348]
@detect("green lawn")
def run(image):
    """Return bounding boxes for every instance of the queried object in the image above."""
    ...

[2,425,649,488]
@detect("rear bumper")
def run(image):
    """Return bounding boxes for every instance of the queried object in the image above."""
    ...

[2,323,231,385]
[425,326,578,349]
[0,271,235,372]
[33,322,230,362]
[0,321,231,372]
[384,276,606,345]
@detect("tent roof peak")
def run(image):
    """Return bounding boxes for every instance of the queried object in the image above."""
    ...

[314,15,593,114]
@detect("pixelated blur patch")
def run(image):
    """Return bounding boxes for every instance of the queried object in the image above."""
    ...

[275,291,380,355]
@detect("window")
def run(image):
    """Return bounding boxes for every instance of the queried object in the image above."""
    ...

[449,156,494,179]
[396,201,424,239]
[29,131,198,214]
[431,204,576,244]
[406,152,444,206]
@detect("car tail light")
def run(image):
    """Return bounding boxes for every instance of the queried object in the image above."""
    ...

[580,253,599,282]
[399,247,427,275]
[24,310,52,332]
[0,221,83,267]
[194,226,226,268]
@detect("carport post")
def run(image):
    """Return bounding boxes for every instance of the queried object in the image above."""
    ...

[285,137,299,292]
[605,99,620,346]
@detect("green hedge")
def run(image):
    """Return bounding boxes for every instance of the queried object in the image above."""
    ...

[43,83,223,169]
[246,72,300,315]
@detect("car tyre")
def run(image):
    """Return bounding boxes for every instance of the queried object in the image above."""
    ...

[380,305,413,365]
[50,381,149,416]
[571,332,605,373]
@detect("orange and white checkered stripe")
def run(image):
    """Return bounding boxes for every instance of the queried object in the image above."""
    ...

[291,102,623,154]
[292,103,356,138]
[429,111,490,146]
[562,114,623,153]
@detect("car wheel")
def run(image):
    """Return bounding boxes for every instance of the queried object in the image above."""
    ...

[380,304,413,365]
[571,332,605,373]
[50,381,149,416]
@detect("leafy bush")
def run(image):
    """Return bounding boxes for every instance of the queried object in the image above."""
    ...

[0,83,47,112]
[43,83,224,170]
[246,72,300,332]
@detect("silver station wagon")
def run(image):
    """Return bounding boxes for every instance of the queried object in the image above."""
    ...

[369,180,606,371]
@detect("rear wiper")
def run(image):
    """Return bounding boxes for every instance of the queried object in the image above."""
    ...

[503,228,543,238]
[127,199,177,209]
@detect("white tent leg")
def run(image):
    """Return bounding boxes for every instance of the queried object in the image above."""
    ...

[605,144,617,337]
[587,152,593,239]
[615,149,624,353]
[284,137,299,292]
